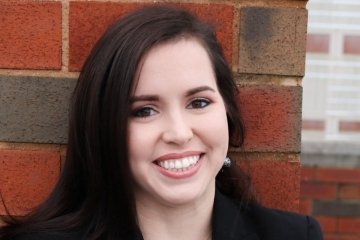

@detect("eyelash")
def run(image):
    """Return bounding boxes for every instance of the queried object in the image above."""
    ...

[187,98,211,109]
[131,106,157,118]
[131,98,212,119]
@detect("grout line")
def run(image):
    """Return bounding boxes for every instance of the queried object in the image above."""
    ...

[70,0,233,5]
[236,0,306,9]
[234,74,303,86]
[61,0,70,72]
[232,4,240,72]
[68,0,306,8]
[0,69,79,78]
[0,142,64,151]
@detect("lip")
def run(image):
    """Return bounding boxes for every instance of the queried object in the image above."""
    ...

[153,152,204,179]
[156,151,203,161]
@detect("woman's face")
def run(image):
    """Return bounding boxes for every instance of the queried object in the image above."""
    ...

[128,38,229,206]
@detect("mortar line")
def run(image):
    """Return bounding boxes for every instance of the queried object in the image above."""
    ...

[0,69,79,78]
[0,142,64,151]
[234,74,303,86]
[61,0,70,73]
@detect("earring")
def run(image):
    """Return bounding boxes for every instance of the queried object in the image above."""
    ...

[223,157,231,168]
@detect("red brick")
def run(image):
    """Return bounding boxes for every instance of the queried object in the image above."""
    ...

[339,185,360,200]
[232,153,301,212]
[300,183,337,200]
[306,34,330,53]
[338,218,360,234]
[325,234,359,240]
[344,35,360,55]
[250,159,300,212]
[180,4,233,64]
[301,167,316,182]
[299,198,313,215]
[69,2,233,71]
[238,7,307,76]
[339,121,360,132]
[0,149,60,216]
[302,120,325,131]
[0,2,62,69]
[316,168,360,184]
[316,216,337,233]
[237,85,302,152]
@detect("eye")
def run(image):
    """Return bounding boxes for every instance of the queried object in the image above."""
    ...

[132,107,157,118]
[187,98,211,109]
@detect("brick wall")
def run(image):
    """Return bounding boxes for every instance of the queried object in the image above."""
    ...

[301,1,360,239]
[0,0,307,217]
[300,166,360,240]
[301,142,360,240]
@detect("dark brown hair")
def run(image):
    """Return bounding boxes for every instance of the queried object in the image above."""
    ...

[0,6,252,239]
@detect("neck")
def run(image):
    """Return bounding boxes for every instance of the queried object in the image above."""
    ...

[135,185,215,240]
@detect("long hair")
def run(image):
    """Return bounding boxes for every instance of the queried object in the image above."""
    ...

[0,6,253,239]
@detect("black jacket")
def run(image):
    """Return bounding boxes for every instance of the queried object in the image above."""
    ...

[212,191,323,240]
[13,190,323,240]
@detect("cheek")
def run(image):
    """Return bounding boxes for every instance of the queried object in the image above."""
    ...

[128,121,161,170]
[197,106,229,153]
[129,122,154,150]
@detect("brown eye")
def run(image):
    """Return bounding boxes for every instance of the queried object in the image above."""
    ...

[187,98,210,109]
[132,107,157,118]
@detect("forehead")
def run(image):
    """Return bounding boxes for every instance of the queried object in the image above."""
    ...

[134,38,217,94]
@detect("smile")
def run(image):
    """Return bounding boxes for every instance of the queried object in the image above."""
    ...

[156,155,200,172]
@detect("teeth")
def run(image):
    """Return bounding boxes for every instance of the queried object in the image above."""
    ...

[189,156,195,165]
[157,155,200,171]
[175,160,182,169]
[182,158,190,168]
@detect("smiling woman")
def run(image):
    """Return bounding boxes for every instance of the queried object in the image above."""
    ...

[129,39,229,212]
[0,6,323,240]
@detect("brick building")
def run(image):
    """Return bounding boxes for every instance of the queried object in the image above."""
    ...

[301,0,360,239]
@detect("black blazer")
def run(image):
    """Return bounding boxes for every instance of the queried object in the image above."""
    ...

[13,190,323,240]
[212,190,323,240]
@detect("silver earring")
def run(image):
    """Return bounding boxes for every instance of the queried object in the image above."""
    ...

[223,157,231,168]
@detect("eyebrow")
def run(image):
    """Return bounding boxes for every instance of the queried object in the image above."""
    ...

[185,86,215,97]
[130,85,215,103]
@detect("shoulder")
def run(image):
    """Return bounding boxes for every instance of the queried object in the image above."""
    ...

[213,190,323,240]
[246,203,323,240]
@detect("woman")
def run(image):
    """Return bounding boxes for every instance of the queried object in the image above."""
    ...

[0,6,323,240]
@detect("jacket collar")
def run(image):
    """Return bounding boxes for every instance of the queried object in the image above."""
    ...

[212,189,259,240]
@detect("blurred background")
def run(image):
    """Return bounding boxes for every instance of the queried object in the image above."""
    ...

[301,0,360,239]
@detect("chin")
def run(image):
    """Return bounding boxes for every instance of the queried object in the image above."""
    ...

[155,181,216,207]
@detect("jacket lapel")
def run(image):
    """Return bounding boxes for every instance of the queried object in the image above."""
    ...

[212,190,259,240]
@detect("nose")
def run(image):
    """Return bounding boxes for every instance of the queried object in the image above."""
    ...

[162,112,193,145]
